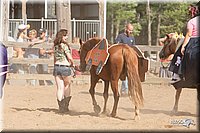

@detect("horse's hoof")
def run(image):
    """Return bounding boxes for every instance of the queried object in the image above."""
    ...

[171,106,178,114]
[101,110,110,116]
[110,112,116,117]
[134,115,140,120]
[171,109,178,115]
[94,104,101,114]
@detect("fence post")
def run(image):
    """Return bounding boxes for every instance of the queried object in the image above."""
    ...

[41,17,44,28]
[72,18,76,39]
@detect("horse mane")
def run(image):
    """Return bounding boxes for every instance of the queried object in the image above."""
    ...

[83,37,102,51]
[159,33,184,59]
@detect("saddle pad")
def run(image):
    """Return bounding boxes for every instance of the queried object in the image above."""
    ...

[85,38,109,66]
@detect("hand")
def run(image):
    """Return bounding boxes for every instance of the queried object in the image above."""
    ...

[74,65,81,71]
[28,42,34,47]
[181,46,185,55]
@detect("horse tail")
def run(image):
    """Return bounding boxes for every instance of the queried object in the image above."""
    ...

[123,47,144,108]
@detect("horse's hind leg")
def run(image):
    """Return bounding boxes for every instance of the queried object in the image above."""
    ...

[89,75,101,114]
[110,80,120,117]
[134,106,140,120]
[102,81,109,114]
[172,88,182,113]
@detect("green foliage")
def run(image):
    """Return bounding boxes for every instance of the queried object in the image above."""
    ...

[107,1,141,36]
[160,3,189,36]
[107,1,193,43]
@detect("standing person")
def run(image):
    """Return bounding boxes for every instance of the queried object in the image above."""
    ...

[115,23,136,96]
[53,29,74,113]
[24,29,40,86]
[15,24,30,58]
[33,28,53,86]
[13,24,30,75]
[169,2,200,106]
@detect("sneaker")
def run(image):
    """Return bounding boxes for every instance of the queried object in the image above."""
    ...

[170,78,181,84]
[121,91,128,97]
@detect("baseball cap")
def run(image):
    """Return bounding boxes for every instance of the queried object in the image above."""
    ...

[18,24,30,30]
[38,28,46,33]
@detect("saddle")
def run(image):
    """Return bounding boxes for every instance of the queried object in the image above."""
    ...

[132,46,149,82]
[85,38,109,75]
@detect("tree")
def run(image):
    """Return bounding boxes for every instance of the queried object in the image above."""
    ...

[106,1,141,43]
[106,1,191,45]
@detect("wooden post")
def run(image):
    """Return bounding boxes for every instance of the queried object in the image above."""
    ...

[0,0,9,41]
[98,0,106,38]
[22,0,26,23]
[56,0,72,42]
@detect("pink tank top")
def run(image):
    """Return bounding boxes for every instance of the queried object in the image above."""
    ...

[187,16,200,37]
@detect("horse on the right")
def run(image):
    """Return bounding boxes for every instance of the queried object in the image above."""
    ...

[159,33,200,114]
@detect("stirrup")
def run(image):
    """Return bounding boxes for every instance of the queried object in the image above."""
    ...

[86,58,92,71]
[96,61,103,75]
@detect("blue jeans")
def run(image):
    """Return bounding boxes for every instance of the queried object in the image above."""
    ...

[121,77,128,93]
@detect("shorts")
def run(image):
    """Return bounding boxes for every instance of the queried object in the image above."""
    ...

[53,65,72,77]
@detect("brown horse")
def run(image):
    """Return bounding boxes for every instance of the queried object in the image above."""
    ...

[159,33,184,60]
[159,33,199,114]
[79,37,144,119]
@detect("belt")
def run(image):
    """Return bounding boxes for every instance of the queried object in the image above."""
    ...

[55,64,70,67]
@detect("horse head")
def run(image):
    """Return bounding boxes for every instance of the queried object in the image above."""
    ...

[159,33,184,60]
[79,37,101,72]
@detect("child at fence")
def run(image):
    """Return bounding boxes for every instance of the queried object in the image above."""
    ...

[72,37,81,75]
[30,28,54,86]
[12,24,30,75]
[15,24,30,58]
[24,29,40,86]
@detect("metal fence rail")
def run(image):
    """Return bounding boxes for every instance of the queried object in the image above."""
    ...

[9,18,100,42]
[71,18,100,41]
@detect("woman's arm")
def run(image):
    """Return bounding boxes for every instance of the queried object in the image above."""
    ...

[65,52,74,67]
[181,28,192,55]
[22,34,30,40]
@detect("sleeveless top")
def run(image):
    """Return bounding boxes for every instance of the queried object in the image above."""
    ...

[187,16,200,37]
[16,36,24,42]
[54,43,71,66]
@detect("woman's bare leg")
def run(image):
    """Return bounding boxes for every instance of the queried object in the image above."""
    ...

[55,76,65,101]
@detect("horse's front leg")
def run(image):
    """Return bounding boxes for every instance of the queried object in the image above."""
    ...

[110,80,120,117]
[89,74,101,114]
[102,81,109,114]
[172,88,182,113]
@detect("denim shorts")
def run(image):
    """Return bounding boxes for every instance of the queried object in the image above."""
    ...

[53,65,72,76]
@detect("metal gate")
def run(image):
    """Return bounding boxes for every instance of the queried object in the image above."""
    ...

[9,18,101,42]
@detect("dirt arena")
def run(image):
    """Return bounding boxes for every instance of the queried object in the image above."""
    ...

[2,73,199,132]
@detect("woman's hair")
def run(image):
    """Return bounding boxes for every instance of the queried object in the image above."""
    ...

[54,29,68,45]
[17,29,25,39]
[189,2,200,18]
[29,29,37,36]
[54,29,70,50]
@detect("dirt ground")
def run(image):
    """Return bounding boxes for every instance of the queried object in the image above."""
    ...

[2,73,199,132]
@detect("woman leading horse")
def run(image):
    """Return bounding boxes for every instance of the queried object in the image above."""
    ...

[79,37,143,120]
